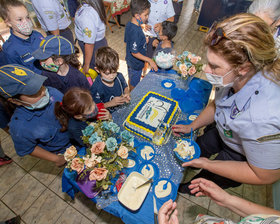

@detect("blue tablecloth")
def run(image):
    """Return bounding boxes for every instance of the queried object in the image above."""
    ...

[62,71,212,224]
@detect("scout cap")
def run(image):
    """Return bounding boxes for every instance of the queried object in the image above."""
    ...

[0,64,47,98]
[32,35,74,60]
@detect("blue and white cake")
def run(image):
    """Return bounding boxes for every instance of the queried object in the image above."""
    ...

[123,92,180,144]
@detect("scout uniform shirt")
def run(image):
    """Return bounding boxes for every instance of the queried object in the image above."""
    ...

[214,71,280,169]
[148,0,175,36]
[31,0,71,31]
[75,3,106,44]
[3,30,44,74]
[9,87,71,156]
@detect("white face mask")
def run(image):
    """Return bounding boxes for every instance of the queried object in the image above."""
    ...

[205,69,235,88]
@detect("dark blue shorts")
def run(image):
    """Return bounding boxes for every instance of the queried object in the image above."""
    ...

[127,66,142,87]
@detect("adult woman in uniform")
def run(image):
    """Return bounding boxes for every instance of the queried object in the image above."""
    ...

[172,13,280,193]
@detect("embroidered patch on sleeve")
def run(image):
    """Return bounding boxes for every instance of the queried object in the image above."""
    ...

[83,28,92,38]
[256,133,280,143]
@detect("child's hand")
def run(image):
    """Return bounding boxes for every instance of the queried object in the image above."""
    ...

[152,39,159,48]
[149,59,158,72]
[56,154,67,167]
[98,108,112,120]
[144,24,152,31]
[111,96,126,106]
[123,93,131,103]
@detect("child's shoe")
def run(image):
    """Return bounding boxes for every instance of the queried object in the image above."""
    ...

[0,155,12,166]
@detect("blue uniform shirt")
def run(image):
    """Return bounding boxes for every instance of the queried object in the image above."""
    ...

[125,22,147,70]
[90,73,128,112]
[31,0,71,31]
[3,30,44,74]
[9,87,71,156]
[42,65,90,94]
[214,71,280,169]
[148,0,175,36]
[75,4,106,43]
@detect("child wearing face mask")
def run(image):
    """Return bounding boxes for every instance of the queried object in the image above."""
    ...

[90,47,130,113]
[0,64,72,166]
[55,87,111,147]
[125,0,158,91]
[0,0,44,74]
[32,35,90,94]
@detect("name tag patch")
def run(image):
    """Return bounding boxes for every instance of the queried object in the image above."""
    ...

[256,133,280,143]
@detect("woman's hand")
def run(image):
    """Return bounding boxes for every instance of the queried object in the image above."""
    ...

[82,64,90,75]
[98,109,112,120]
[158,199,179,224]
[172,124,193,137]
[182,157,209,169]
[189,178,232,207]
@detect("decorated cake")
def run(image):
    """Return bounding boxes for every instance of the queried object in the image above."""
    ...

[123,92,180,144]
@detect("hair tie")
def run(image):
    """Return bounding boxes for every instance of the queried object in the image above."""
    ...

[60,102,63,106]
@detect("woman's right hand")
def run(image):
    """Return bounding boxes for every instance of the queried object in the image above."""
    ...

[82,64,90,75]
[172,124,193,137]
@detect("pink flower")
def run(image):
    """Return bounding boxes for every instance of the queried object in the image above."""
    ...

[117,145,129,159]
[188,66,197,75]
[89,168,108,181]
[187,54,193,60]
[91,142,105,155]
[191,56,201,64]
[71,158,84,173]
[64,145,77,161]
[179,63,188,76]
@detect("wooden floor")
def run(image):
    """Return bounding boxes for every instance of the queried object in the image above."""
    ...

[0,0,273,223]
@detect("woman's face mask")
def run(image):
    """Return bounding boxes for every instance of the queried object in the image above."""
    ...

[205,69,235,88]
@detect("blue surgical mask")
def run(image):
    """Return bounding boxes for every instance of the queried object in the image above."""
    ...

[20,88,50,110]
[83,104,98,119]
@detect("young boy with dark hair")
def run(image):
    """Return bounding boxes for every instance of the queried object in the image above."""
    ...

[0,0,44,74]
[124,0,158,91]
[0,64,70,166]
[90,46,130,112]
[155,21,177,50]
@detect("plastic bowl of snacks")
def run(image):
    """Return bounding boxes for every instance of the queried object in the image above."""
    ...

[173,138,201,162]
[153,48,176,69]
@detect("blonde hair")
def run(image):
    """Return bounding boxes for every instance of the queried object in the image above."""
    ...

[205,13,280,83]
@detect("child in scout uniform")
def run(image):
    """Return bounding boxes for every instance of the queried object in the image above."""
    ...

[31,0,74,44]
[124,0,158,90]
[154,21,177,50]
[0,64,71,166]
[90,47,130,112]
[32,35,90,94]
[75,0,108,74]
[55,87,111,147]
[172,14,280,193]
[0,0,44,74]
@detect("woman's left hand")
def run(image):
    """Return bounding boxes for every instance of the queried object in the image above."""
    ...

[182,157,209,169]
[98,109,112,120]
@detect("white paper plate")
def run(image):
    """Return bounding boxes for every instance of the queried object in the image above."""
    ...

[118,172,151,211]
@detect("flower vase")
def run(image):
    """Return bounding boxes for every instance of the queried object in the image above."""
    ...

[76,169,101,199]
[184,75,194,90]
